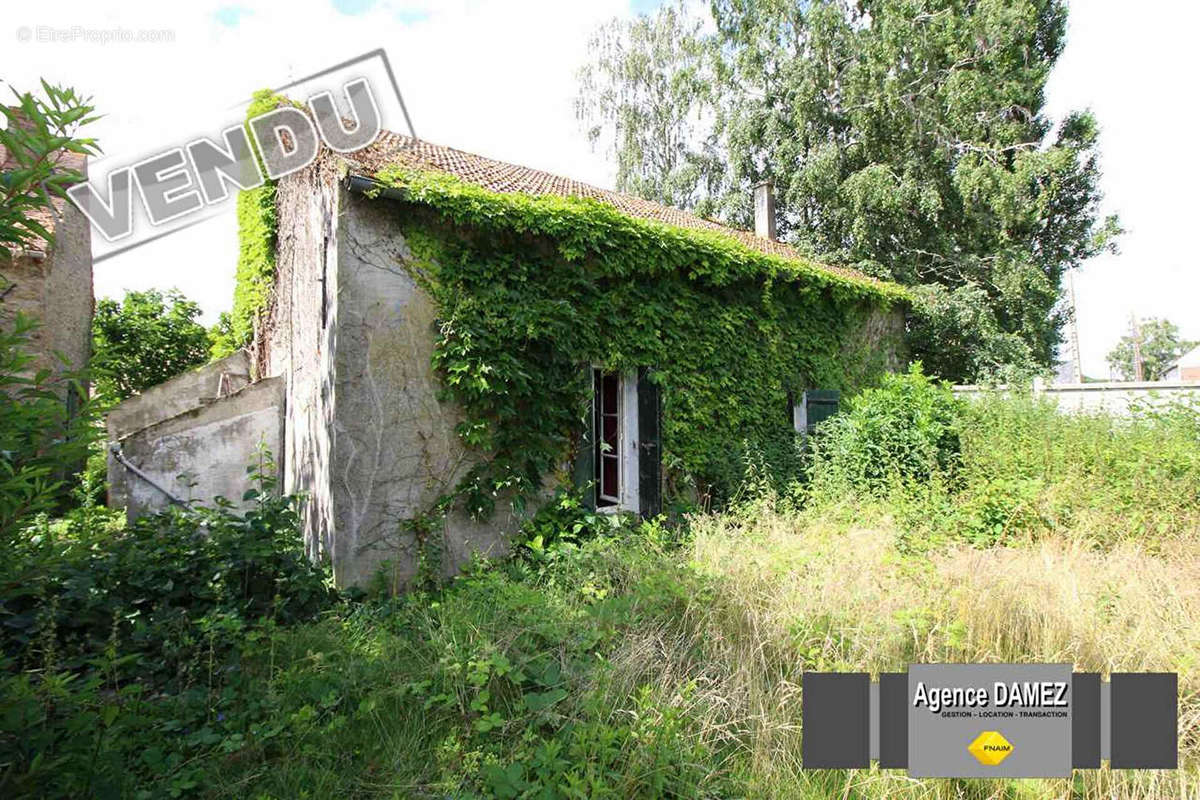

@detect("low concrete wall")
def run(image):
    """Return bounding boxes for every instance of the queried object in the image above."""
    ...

[108,351,251,437]
[953,378,1200,415]
[107,353,283,523]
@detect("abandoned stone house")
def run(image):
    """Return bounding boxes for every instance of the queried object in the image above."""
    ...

[108,128,907,590]
[0,133,94,390]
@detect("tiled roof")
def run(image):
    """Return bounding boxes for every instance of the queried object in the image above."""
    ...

[345,131,878,286]
[1,111,87,255]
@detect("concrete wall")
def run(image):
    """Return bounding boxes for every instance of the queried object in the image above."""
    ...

[266,158,341,571]
[107,352,282,522]
[107,350,251,436]
[326,191,523,589]
[953,379,1200,415]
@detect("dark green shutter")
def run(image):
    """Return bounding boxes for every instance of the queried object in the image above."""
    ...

[637,367,662,518]
[803,389,840,435]
[572,367,596,509]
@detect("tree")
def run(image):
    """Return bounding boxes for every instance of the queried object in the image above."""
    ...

[1,81,101,538]
[1106,318,1197,382]
[1,80,99,267]
[91,289,211,400]
[577,0,1121,382]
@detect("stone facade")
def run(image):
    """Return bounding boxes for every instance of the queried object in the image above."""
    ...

[0,163,94,383]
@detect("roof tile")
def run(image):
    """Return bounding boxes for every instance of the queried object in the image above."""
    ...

[346,131,878,285]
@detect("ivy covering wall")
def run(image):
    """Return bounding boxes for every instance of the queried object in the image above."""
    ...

[210,91,284,360]
[233,137,906,518]
[361,167,907,514]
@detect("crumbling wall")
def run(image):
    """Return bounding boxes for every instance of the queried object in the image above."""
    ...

[266,157,342,569]
[107,352,283,522]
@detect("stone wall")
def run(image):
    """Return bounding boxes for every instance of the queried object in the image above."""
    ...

[107,352,282,522]
[0,201,94,379]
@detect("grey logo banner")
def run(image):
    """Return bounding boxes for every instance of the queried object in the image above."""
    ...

[802,664,1177,776]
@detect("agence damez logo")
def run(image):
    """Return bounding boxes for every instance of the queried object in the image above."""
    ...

[800,664,1178,778]
[66,78,382,243]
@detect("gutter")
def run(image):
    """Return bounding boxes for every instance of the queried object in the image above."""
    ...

[347,174,396,199]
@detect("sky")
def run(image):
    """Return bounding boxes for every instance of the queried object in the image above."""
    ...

[3,0,1196,379]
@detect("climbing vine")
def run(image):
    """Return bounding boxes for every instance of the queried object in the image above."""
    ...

[210,91,286,359]
[366,167,907,515]
[230,147,907,526]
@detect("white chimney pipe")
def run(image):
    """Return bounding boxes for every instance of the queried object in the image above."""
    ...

[754,180,776,241]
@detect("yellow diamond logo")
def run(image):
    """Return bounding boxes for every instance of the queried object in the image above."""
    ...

[968,731,1014,765]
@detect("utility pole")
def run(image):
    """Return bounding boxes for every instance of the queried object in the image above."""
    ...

[1130,313,1145,382]
[1065,267,1083,383]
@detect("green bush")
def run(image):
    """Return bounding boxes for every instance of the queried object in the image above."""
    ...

[0,314,99,545]
[810,374,1200,548]
[953,393,1200,545]
[807,363,964,492]
[0,458,338,798]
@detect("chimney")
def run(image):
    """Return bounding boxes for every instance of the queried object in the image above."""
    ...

[754,180,776,241]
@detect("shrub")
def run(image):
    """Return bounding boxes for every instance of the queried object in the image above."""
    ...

[2,458,335,685]
[0,458,339,798]
[954,392,1200,545]
[807,363,964,493]
[0,314,99,545]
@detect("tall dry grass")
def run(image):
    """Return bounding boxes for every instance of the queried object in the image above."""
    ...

[596,502,1199,799]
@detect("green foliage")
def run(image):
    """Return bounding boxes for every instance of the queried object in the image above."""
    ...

[808,364,964,491]
[0,314,99,545]
[370,166,903,514]
[577,0,1121,382]
[1106,317,1198,381]
[809,380,1200,548]
[0,80,99,264]
[211,90,289,358]
[216,182,277,357]
[91,289,211,400]
[952,393,1200,545]
[576,3,720,211]
[206,311,235,359]
[0,456,338,798]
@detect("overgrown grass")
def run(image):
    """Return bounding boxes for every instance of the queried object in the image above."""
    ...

[808,367,1200,548]
[4,386,1198,798]
[71,499,1190,799]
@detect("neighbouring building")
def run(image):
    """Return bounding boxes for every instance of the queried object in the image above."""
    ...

[1162,344,1200,382]
[108,122,908,590]
[0,115,94,390]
